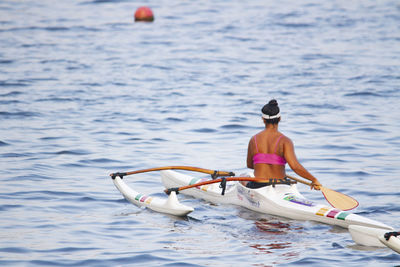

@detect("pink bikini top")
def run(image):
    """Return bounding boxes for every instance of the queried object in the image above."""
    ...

[253,135,287,166]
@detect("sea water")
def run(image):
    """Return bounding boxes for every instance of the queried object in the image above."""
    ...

[0,0,399,266]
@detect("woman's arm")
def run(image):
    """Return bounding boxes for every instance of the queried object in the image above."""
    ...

[283,137,321,190]
[247,137,254,169]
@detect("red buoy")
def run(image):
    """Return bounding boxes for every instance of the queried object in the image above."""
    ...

[134,6,154,22]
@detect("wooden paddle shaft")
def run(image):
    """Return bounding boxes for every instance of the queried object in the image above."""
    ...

[286,175,312,186]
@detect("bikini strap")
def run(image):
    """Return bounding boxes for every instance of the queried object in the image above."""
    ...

[273,135,284,154]
[254,135,259,153]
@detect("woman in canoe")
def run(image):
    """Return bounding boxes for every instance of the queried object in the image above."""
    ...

[243,99,322,190]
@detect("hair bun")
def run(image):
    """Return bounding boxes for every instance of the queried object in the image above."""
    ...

[268,99,278,106]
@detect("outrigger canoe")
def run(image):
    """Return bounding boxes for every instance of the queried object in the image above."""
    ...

[160,170,392,230]
[112,168,397,250]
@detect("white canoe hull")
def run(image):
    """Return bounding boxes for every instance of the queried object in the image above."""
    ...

[112,176,194,216]
[349,225,400,253]
[161,170,393,230]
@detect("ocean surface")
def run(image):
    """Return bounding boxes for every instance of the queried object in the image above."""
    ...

[1,0,399,266]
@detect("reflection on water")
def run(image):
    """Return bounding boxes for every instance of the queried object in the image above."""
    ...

[250,242,292,253]
[255,219,302,235]
[250,219,299,258]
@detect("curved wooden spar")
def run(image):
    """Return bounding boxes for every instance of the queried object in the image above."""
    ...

[110,166,235,179]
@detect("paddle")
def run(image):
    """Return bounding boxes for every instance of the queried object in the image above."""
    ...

[164,176,266,195]
[110,166,235,179]
[287,175,359,211]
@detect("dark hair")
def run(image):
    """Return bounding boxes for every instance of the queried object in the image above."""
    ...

[261,99,280,124]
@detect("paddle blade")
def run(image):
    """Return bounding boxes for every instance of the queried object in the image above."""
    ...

[321,186,359,211]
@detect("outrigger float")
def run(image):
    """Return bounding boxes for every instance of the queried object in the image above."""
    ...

[110,166,398,254]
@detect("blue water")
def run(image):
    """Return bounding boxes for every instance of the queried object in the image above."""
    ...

[1,0,400,266]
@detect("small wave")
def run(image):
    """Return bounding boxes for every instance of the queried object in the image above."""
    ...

[166,117,184,122]
[139,63,173,71]
[151,138,167,142]
[355,191,399,198]
[219,124,248,130]
[127,137,143,141]
[224,35,255,42]
[275,22,315,28]
[348,75,368,81]
[344,91,383,97]
[0,247,30,254]
[311,158,347,163]
[0,91,23,97]
[41,246,99,253]
[116,131,134,136]
[356,205,393,216]
[353,127,385,133]
[79,82,101,87]
[79,158,121,164]
[4,174,52,182]
[0,204,23,211]
[30,254,176,267]
[39,136,63,141]
[111,253,174,265]
[54,150,90,155]
[0,59,13,64]
[191,128,217,133]
[0,100,21,104]
[0,140,9,146]
[385,205,400,212]
[1,152,30,158]
[1,25,100,33]
[66,64,90,70]
[334,170,371,177]
[167,92,184,97]
[301,53,334,61]
[310,127,340,133]
[61,163,88,168]
[111,81,128,86]
[43,26,69,31]
[304,103,344,110]
[0,81,28,87]
[23,77,59,82]
[21,190,82,197]
[273,11,301,20]
[186,141,208,144]
[0,111,40,118]
[135,118,157,124]
[77,196,99,203]
[21,43,55,48]
[35,97,79,103]
[319,145,356,150]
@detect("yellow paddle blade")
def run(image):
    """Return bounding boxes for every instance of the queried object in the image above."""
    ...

[321,186,359,211]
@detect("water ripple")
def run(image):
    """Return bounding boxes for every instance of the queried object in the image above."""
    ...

[191,128,218,133]
[0,141,10,146]
[0,82,28,87]
[344,91,383,97]
[0,111,40,118]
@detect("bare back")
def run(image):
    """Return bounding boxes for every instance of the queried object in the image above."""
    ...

[247,130,287,179]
